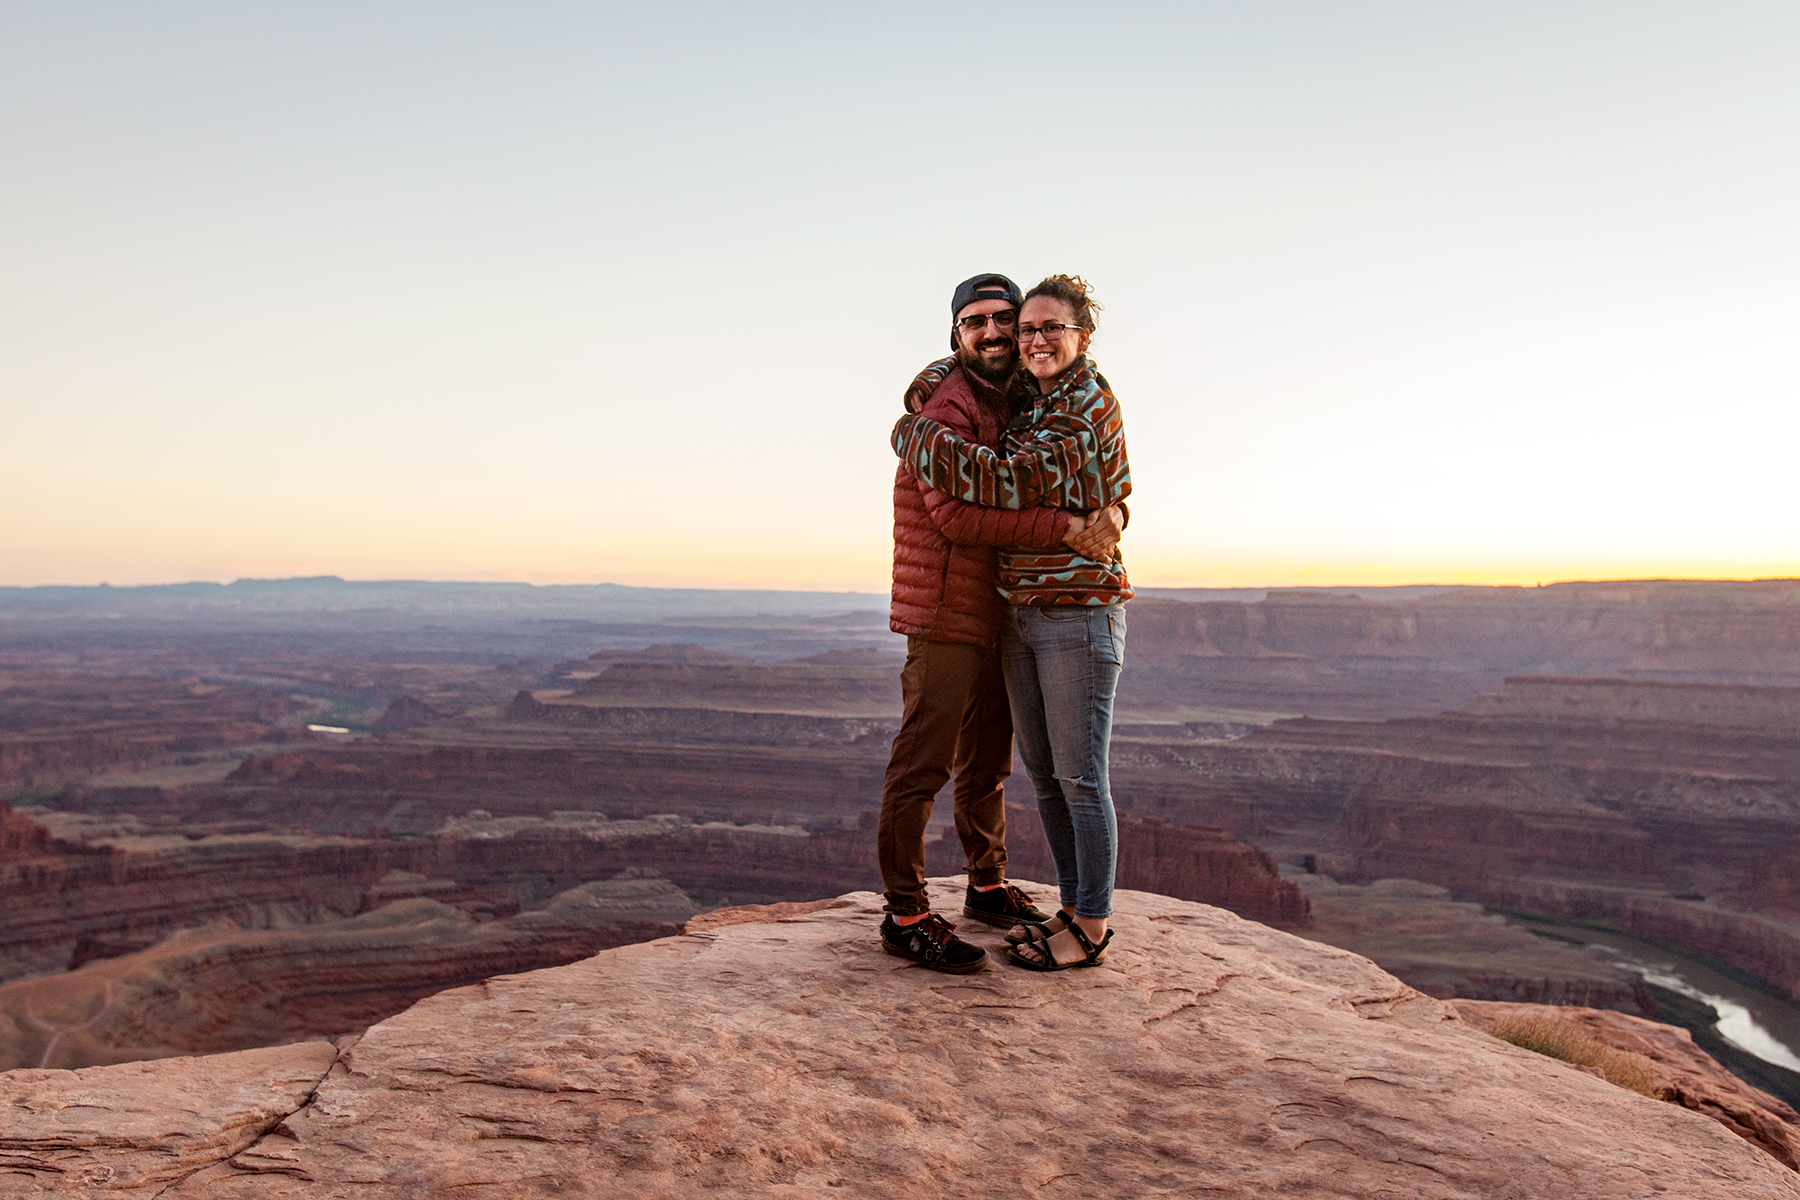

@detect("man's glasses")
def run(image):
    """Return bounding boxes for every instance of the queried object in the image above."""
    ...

[1018,322,1080,343]
[956,310,1019,334]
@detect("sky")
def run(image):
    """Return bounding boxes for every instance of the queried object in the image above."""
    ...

[3,1,1797,591]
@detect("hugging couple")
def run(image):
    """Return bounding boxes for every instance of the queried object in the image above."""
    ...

[878,271,1132,975]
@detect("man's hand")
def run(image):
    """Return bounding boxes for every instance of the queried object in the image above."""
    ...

[1067,504,1124,561]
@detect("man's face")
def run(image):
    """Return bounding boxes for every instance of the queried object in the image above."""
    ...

[953,297,1019,384]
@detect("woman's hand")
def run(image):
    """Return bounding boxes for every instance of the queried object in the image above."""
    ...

[1067,505,1123,561]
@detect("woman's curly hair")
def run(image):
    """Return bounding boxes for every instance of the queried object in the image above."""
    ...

[1024,274,1101,334]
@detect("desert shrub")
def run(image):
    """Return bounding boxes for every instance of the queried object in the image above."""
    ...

[1490,1012,1659,1098]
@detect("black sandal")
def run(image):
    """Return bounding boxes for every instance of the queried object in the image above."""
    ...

[1004,907,1071,948]
[1007,916,1113,971]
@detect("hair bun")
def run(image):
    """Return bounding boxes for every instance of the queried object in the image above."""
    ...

[1024,274,1102,333]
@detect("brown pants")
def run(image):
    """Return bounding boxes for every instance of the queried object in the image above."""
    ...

[877,637,1011,915]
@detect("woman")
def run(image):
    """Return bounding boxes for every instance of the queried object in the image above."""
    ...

[891,275,1131,970]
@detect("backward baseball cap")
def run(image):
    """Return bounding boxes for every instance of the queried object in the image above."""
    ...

[950,273,1023,318]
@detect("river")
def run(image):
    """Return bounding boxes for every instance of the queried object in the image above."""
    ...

[1510,917,1800,1073]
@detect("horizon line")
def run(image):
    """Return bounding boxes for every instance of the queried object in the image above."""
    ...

[5,573,1800,595]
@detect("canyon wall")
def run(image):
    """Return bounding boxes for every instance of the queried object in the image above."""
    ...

[256,744,878,831]
[1037,671,1800,1002]
[1735,838,1800,914]
[0,803,52,860]
[935,804,1311,926]
[0,673,306,791]
[52,666,1797,994]
[1129,581,1800,677]
[0,813,849,982]
[1295,875,1655,1015]
[507,690,898,745]
[1298,679,1800,898]
[1121,581,1800,719]
[0,874,696,1071]
[571,656,901,713]
[0,803,1306,988]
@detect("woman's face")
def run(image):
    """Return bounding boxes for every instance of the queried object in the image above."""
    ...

[1017,295,1090,384]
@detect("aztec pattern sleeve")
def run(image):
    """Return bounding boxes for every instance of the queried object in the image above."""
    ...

[890,409,1093,511]
[889,361,1124,512]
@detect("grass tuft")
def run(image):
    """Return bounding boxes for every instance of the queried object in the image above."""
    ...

[1490,1012,1659,1098]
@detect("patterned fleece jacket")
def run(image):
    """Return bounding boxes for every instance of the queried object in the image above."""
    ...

[889,360,1072,645]
[892,356,1133,607]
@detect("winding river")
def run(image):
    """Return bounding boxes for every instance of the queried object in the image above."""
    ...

[1511,918,1800,1073]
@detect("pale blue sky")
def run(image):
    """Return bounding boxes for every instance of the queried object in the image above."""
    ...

[3,2,1796,587]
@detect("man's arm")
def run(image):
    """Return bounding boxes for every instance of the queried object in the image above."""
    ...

[918,479,1072,549]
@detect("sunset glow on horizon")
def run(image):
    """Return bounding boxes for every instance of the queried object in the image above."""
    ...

[4,3,1797,593]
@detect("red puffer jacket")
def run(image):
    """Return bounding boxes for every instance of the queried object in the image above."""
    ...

[889,361,1071,647]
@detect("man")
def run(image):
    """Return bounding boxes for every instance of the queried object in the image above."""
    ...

[877,273,1122,973]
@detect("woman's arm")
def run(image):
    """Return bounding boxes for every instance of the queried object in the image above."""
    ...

[903,357,956,414]
[891,408,1100,510]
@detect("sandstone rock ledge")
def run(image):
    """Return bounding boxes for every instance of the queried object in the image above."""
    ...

[5,879,1799,1199]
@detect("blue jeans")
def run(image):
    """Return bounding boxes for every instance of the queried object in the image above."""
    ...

[1000,602,1126,919]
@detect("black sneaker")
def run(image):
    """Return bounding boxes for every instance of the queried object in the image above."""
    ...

[962,883,1054,929]
[880,913,989,974]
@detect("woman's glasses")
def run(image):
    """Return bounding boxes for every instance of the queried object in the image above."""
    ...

[1018,322,1080,343]
[955,311,1019,333]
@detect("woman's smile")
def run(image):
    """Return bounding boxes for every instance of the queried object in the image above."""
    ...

[1017,294,1090,389]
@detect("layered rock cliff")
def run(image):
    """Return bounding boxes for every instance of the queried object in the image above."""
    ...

[211,737,893,833]
[1129,580,1800,679]
[569,655,902,713]
[1119,580,1800,720]
[1734,837,1800,915]
[1295,874,1654,1013]
[0,804,51,860]
[931,804,1310,926]
[3,881,1795,1198]
[0,674,304,791]
[0,874,695,1071]
[506,690,899,746]
[1101,673,1800,1002]
[1289,680,1800,893]
[0,806,1305,984]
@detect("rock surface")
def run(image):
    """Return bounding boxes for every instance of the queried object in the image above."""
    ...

[1454,999,1800,1170]
[0,1041,337,1196]
[6,880,1797,1197]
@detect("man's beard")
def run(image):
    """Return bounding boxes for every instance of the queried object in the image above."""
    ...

[960,342,1017,385]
